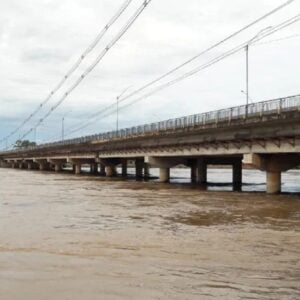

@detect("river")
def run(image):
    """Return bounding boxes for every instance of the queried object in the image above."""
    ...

[0,168,299,299]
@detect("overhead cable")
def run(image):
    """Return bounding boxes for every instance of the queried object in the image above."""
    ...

[13,0,153,145]
[66,13,300,136]
[0,0,133,144]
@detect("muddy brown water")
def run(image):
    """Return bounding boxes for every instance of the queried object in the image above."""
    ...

[0,168,299,299]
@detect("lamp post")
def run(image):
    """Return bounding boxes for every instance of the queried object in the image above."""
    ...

[33,124,42,144]
[241,90,254,103]
[244,26,272,118]
[62,111,72,141]
[116,86,132,132]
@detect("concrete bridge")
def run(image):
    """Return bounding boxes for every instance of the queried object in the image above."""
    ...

[0,94,300,194]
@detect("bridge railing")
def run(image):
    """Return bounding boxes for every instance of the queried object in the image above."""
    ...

[1,94,300,154]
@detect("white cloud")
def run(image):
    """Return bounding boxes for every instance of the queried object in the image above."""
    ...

[0,0,299,144]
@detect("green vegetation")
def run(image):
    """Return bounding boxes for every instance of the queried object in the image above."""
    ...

[14,140,37,149]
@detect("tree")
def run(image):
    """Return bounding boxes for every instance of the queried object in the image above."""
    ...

[14,140,37,149]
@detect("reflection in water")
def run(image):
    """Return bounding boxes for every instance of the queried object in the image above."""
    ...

[0,168,299,300]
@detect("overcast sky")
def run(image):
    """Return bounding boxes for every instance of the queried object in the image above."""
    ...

[0,0,299,146]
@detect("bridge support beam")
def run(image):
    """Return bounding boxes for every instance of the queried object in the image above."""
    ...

[232,160,242,191]
[90,163,98,175]
[75,164,81,175]
[135,159,144,179]
[105,166,116,177]
[159,168,170,183]
[39,162,50,171]
[197,158,207,184]
[48,159,66,173]
[121,159,127,177]
[191,160,197,183]
[251,153,300,194]
[99,163,106,176]
[144,163,150,179]
[54,163,62,173]
[266,171,281,194]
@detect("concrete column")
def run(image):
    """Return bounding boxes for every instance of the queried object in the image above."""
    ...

[266,171,281,194]
[135,160,144,179]
[27,163,33,170]
[197,159,207,184]
[99,163,106,176]
[39,162,49,171]
[159,168,170,183]
[75,164,81,175]
[19,163,23,169]
[144,163,150,179]
[90,164,95,174]
[191,161,197,183]
[54,164,61,173]
[233,160,242,191]
[105,166,116,177]
[93,163,99,175]
[121,159,127,177]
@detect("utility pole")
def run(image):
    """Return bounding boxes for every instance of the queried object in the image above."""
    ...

[116,96,119,132]
[62,117,65,141]
[243,26,272,118]
[34,127,37,143]
[116,86,132,132]
[62,111,72,141]
[245,44,249,118]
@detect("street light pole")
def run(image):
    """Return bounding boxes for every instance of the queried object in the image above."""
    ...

[62,111,72,141]
[245,44,249,118]
[116,86,132,132]
[243,26,272,118]
[34,127,37,143]
[116,96,119,132]
[62,117,65,141]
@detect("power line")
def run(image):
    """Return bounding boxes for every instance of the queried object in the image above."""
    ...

[116,14,300,112]
[70,14,300,135]
[65,10,300,136]
[0,0,133,146]
[74,0,297,123]
[255,33,300,45]
[8,0,153,148]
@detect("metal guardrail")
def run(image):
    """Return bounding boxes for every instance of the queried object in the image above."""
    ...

[1,94,300,154]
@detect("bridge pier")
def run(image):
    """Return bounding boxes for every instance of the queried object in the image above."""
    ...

[121,159,127,177]
[135,159,144,179]
[75,164,81,175]
[39,162,50,171]
[251,154,300,194]
[144,163,150,179]
[54,163,62,173]
[99,163,106,176]
[232,160,242,191]
[190,160,197,183]
[90,163,98,175]
[105,166,116,177]
[267,171,281,194]
[159,168,170,183]
[197,158,207,184]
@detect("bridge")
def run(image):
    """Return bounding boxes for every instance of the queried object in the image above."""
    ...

[0,94,299,194]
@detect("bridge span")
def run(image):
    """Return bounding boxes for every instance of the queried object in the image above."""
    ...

[1,94,300,194]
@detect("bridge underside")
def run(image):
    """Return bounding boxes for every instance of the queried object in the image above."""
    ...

[1,108,299,194]
[1,152,299,194]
